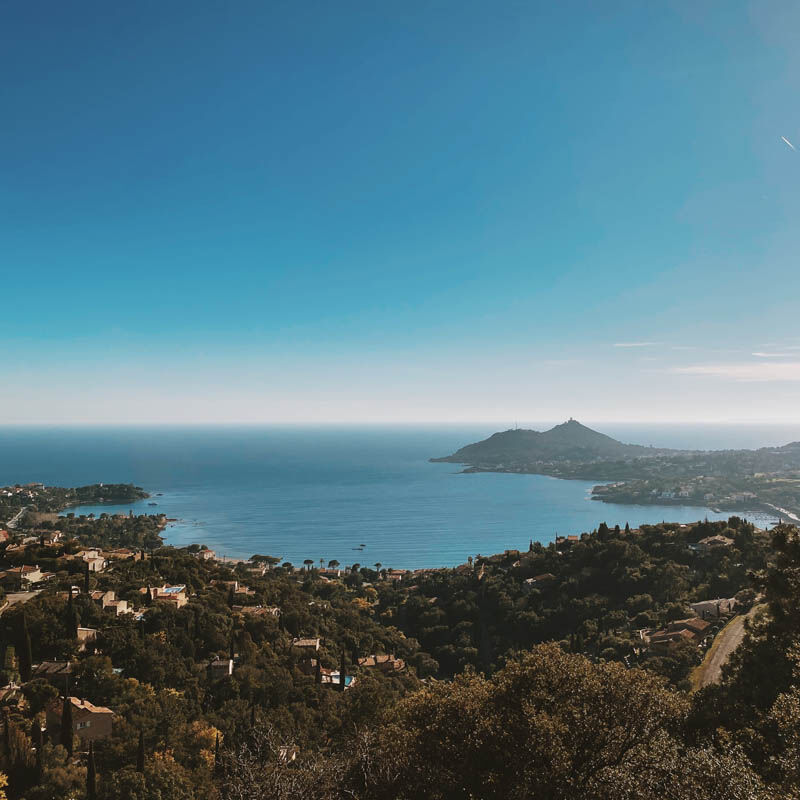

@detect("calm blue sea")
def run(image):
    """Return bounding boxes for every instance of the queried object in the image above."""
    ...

[0,424,796,569]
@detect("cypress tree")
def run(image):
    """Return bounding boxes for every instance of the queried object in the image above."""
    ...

[60,696,74,757]
[19,614,33,683]
[136,729,145,773]
[34,734,44,783]
[66,591,78,639]
[83,562,90,593]
[315,659,322,685]
[30,718,42,749]
[338,650,346,693]
[214,733,221,775]
[250,704,256,728]
[86,741,97,800]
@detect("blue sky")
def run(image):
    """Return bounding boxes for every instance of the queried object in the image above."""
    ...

[4,0,800,424]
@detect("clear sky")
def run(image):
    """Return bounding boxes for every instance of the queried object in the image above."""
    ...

[4,0,800,424]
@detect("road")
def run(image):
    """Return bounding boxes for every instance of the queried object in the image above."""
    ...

[0,590,40,615]
[5,506,29,529]
[694,605,761,690]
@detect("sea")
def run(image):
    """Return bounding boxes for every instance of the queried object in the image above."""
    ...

[0,423,797,570]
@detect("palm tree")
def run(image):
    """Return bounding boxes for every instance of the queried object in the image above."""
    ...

[374,562,382,573]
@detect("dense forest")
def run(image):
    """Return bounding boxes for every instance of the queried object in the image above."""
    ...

[0,500,798,798]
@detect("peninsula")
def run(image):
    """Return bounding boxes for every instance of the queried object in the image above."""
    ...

[432,420,800,517]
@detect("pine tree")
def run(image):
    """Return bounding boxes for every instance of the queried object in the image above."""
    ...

[214,732,221,775]
[19,614,33,683]
[86,741,97,800]
[625,522,631,534]
[136,729,145,772]
[60,696,74,757]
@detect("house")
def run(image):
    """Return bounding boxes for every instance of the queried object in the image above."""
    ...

[231,605,280,618]
[317,568,344,578]
[690,598,737,619]
[103,548,138,561]
[695,535,734,552]
[0,530,9,543]
[46,697,114,741]
[642,616,712,646]
[385,569,408,582]
[31,661,74,692]
[139,585,188,608]
[208,658,234,680]
[195,549,216,561]
[212,580,255,596]
[292,638,320,652]
[666,617,712,641]
[76,627,98,651]
[523,573,556,592]
[357,654,405,673]
[0,564,44,589]
[90,590,129,616]
[322,670,355,690]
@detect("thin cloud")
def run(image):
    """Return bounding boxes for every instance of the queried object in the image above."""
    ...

[614,342,659,348]
[782,135,797,151]
[673,362,800,382]
[752,352,792,358]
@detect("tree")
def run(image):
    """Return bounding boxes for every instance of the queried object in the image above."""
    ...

[83,562,90,593]
[18,613,33,682]
[339,651,347,693]
[66,591,78,639]
[303,559,314,572]
[328,560,340,569]
[137,730,145,773]
[22,679,58,715]
[86,741,97,800]
[344,643,767,800]
[60,696,74,757]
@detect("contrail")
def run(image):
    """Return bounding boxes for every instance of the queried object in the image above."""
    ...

[782,136,797,151]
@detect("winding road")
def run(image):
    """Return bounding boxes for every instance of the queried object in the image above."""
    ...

[694,605,762,690]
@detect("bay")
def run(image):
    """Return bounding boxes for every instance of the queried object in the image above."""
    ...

[0,424,790,569]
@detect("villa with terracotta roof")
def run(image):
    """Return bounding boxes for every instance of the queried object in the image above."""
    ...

[139,584,188,608]
[46,696,114,741]
[357,654,405,673]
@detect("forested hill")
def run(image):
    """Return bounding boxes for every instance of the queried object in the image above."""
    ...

[432,419,668,464]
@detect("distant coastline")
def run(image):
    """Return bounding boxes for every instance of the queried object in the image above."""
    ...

[435,420,800,520]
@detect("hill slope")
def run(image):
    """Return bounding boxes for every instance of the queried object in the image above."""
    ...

[432,420,662,465]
